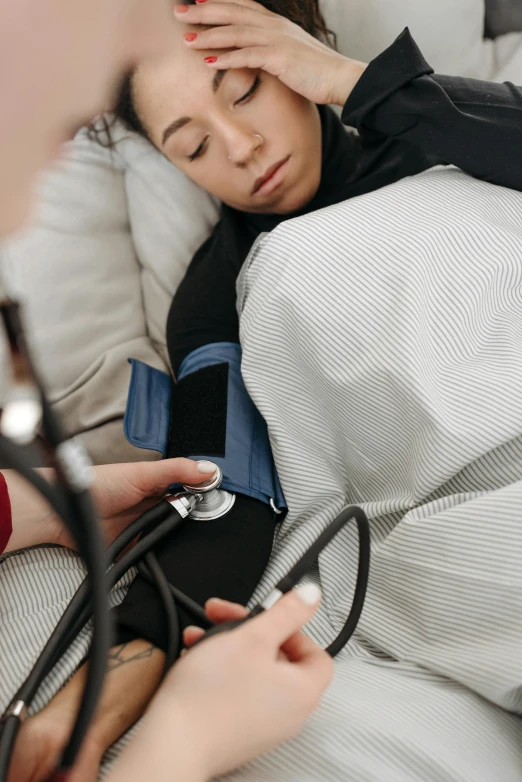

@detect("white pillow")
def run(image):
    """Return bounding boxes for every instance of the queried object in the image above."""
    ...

[116,127,220,359]
[5,132,144,394]
[322,0,496,80]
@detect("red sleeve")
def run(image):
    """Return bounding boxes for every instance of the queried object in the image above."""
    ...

[0,472,13,554]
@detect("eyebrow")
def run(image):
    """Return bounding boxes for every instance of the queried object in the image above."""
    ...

[161,69,228,147]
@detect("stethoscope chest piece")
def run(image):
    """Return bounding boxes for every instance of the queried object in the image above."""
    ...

[182,466,236,521]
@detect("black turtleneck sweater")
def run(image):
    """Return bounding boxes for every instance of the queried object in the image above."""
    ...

[115,29,522,653]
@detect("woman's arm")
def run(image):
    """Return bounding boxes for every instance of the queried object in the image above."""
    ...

[341,28,522,192]
[8,639,166,782]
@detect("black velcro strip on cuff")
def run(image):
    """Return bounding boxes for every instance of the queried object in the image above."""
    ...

[167,362,228,458]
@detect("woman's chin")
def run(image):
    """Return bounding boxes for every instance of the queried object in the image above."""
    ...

[259,179,319,215]
[272,188,316,215]
[281,172,321,213]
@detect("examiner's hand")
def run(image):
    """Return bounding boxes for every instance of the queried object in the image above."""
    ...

[55,458,218,549]
[154,585,333,780]
[3,458,217,553]
[175,0,367,107]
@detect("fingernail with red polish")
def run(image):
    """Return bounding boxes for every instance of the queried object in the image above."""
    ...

[175,4,189,12]
[195,0,210,4]
[204,56,218,64]
[184,32,198,42]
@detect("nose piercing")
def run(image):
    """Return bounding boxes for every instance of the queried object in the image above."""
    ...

[228,133,264,160]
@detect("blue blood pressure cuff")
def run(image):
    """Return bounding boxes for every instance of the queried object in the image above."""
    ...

[124,342,287,513]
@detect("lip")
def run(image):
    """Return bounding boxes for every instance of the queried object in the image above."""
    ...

[252,155,291,196]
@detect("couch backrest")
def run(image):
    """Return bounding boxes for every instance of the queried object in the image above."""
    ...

[322,0,494,79]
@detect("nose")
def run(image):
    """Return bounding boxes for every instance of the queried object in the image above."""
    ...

[224,126,264,166]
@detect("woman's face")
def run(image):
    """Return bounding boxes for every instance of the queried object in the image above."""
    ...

[133,28,323,215]
[0,0,174,235]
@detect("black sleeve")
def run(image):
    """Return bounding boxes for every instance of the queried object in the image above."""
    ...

[167,215,247,373]
[115,221,277,653]
[342,28,522,192]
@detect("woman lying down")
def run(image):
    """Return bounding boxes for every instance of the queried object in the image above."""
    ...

[9,1,522,779]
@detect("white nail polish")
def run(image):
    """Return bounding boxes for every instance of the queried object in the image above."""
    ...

[295,583,322,606]
[197,460,218,474]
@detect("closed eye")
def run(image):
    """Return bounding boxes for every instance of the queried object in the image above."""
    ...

[235,74,261,105]
[187,75,262,162]
[188,138,207,162]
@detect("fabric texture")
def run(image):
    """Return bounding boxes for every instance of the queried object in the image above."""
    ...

[2,24,522,782]
[170,361,229,457]
[235,165,522,779]
[322,0,522,87]
[168,27,522,377]
[117,343,285,651]
[171,343,287,509]
[1,132,168,464]
[0,474,12,554]
[120,128,220,359]
[123,359,172,456]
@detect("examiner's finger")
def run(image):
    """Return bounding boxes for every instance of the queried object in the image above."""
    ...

[183,626,206,647]
[205,598,249,623]
[136,458,218,497]
[280,628,321,663]
[279,630,334,693]
[247,584,322,648]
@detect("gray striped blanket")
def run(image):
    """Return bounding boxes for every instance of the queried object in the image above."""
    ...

[1,166,521,780]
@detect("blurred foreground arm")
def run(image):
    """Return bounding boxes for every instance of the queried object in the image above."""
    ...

[108,585,332,782]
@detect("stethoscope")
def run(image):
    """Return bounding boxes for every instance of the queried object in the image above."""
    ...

[0,296,371,782]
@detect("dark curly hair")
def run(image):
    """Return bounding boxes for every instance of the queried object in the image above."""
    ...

[91,0,335,145]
